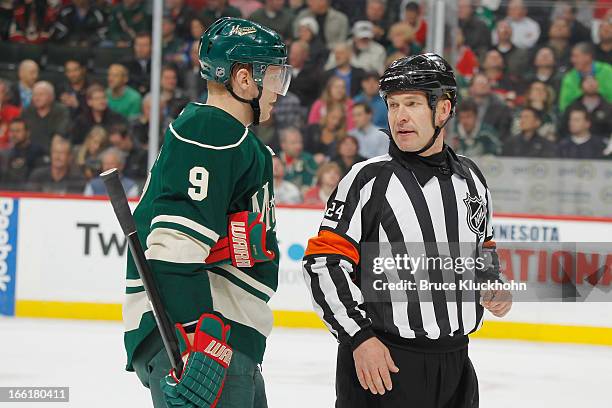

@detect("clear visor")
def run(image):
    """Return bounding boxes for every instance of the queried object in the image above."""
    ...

[262,64,293,96]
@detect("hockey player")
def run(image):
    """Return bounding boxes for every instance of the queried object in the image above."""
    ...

[125,18,291,408]
[302,54,512,407]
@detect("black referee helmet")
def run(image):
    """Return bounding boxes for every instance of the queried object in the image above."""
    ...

[379,53,457,154]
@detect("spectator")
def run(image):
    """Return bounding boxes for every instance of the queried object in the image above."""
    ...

[272,155,302,204]
[330,0,366,25]
[28,135,86,194]
[454,27,479,79]
[519,80,557,141]
[0,80,21,149]
[353,71,387,129]
[323,42,366,98]
[183,40,208,102]
[481,49,523,101]
[52,0,105,46]
[1,118,46,186]
[162,17,188,68]
[559,42,612,112]
[165,0,195,41]
[293,0,349,49]
[595,18,611,65]
[288,40,323,109]
[468,73,514,142]
[123,32,152,95]
[200,0,241,23]
[108,124,147,182]
[272,91,307,131]
[348,21,386,75]
[458,0,491,57]
[231,0,263,20]
[386,22,421,57]
[303,162,342,205]
[558,107,605,159]
[492,20,530,78]
[9,0,58,44]
[84,147,139,197]
[552,2,591,45]
[129,93,157,147]
[106,64,142,119]
[545,18,572,71]
[75,125,108,180]
[9,60,39,108]
[454,98,500,157]
[249,0,293,41]
[295,16,328,67]
[288,0,306,15]
[365,0,392,48]
[331,135,365,176]
[308,75,355,130]
[160,65,189,129]
[304,103,347,162]
[525,46,563,91]
[107,0,150,47]
[502,107,557,157]
[279,126,318,190]
[504,0,541,49]
[401,1,426,48]
[56,59,93,119]
[349,102,388,158]
[21,81,70,150]
[70,85,127,145]
[561,75,612,138]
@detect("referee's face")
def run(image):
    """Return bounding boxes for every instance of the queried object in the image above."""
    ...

[387,91,436,153]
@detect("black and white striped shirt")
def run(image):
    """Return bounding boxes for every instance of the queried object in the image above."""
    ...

[302,144,496,350]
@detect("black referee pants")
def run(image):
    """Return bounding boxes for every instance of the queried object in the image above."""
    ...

[335,342,478,408]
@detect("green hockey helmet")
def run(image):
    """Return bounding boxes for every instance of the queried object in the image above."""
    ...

[199,18,291,101]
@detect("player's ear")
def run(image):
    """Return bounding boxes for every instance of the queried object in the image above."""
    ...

[231,64,253,93]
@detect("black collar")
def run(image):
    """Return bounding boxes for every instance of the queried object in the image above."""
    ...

[385,132,471,186]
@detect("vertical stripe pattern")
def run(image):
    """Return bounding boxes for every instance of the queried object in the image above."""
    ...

[303,152,493,342]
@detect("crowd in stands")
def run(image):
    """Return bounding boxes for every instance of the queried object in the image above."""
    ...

[0,0,610,205]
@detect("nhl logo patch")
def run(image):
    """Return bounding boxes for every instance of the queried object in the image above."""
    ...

[215,67,225,78]
[463,193,486,239]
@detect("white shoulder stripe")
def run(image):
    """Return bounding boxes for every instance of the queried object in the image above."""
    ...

[151,215,220,242]
[170,123,248,150]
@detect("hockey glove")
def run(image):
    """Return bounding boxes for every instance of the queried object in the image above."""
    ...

[160,314,233,408]
[205,211,275,268]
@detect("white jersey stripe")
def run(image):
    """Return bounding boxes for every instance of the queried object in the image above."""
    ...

[151,215,220,242]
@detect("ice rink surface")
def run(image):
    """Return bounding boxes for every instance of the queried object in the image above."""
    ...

[1,317,611,407]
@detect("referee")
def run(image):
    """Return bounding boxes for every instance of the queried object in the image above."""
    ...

[302,54,512,408]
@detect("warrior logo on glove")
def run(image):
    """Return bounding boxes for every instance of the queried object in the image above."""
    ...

[206,211,276,268]
[161,314,233,408]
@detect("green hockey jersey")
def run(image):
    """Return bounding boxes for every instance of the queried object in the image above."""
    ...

[124,103,279,371]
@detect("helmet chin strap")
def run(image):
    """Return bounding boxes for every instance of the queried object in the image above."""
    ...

[226,84,263,126]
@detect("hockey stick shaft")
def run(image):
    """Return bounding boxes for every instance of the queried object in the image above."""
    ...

[101,168,184,376]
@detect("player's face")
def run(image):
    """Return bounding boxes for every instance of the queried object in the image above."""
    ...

[387,91,450,153]
[258,86,277,123]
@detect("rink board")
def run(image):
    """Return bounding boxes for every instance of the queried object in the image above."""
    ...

[1,192,612,346]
